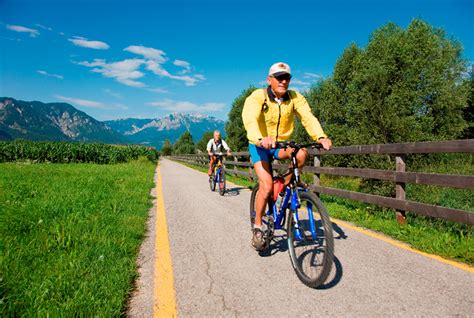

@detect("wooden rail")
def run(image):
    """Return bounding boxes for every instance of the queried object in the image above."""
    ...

[169,139,474,225]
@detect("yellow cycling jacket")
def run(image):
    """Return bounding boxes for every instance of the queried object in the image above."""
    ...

[242,87,327,144]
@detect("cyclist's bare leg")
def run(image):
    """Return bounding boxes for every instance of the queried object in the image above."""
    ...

[253,160,273,227]
[208,156,216,176]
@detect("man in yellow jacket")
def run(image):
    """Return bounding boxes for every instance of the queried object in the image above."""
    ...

[242,62,332,250]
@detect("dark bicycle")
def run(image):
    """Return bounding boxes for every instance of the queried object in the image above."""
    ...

[249,141,334,288]
[209,152,226,196]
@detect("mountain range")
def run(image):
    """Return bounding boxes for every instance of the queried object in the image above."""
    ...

[0,97,225,149]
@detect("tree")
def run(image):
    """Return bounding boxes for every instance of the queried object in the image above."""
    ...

[462,69,474,138]
[161,139,173,156]
[173,131,195,154]
[308,19,468,148]
[196,131,214,153]
[225,86,257,151]
[305,19,470,196]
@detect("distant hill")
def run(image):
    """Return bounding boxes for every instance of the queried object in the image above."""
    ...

[0,97,125,143]
[105,113,225,149]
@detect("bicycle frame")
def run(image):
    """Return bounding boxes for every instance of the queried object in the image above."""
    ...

[213,157,223,183]
[264,141,323,241]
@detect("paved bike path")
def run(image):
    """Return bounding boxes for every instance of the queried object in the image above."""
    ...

[149,159,473,317]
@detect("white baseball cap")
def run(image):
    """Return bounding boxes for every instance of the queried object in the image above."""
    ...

[268,62,291,77]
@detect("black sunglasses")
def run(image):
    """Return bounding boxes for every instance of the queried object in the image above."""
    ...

[273,74,292,82]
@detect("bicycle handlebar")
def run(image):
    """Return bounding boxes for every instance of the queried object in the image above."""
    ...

[273,141,323,150]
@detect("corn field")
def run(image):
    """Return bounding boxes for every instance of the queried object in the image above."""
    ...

[0,140,160,164]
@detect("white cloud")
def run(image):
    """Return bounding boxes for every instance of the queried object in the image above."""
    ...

[54,95,107,109]
[146,60,203,86]
[104,89,122,99]
[174,59,191,74]
[291,79,310,86]
[125,45,167,63]
[148,99,225,112]
[146,60,171,77]
[54,95,128,111]
[37,70,64,79]
[77,58,146,87]
[68,36,109,50]
[6,24,39,37]
[35,24,52,31]
[303,72,323,80]
[147,87,170,94]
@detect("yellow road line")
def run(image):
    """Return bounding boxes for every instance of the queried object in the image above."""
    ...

[332,218,474,273]
[153,164,177,317]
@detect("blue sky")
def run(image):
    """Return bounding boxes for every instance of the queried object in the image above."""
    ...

[1,0,473,121]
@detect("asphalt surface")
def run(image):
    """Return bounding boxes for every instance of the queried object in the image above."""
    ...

[128,158,473,317]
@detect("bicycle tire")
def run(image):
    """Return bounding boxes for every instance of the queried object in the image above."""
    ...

[209,172,216,191]
[249,184,274,248]
[287,191,334,288]
[218,168,226,196]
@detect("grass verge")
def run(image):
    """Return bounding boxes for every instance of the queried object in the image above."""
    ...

[0,161,156,316]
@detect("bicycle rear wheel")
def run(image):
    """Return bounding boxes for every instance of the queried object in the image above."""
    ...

[287,191,334,288]
[218,169,226,196]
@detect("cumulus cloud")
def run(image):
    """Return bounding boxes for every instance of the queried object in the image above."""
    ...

[146,60,203,86]
[75,44,204,87]
[124,45,167,63]
[148,99,225,112]
[6,24,39,37]
[77,58,146,87]
[37,70,64,79]
[68,36,109,50]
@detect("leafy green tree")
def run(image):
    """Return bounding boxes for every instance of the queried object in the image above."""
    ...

[173,131,195,154]
[305,19,470,196]
[196,131,214,153]
[463,70,474,138]
[161,139,173,156]
[225,86,257,151]
[308,19,468,148]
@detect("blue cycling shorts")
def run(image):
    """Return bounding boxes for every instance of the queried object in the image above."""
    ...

[248,143,281,165]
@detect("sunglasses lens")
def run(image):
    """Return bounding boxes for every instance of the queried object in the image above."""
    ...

[275,74,291,81]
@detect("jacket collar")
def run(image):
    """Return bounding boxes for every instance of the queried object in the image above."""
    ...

[267,86,291,102]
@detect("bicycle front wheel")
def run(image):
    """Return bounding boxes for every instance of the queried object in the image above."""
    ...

[209,172,216,191]
[287,191,334,288]
[218,169,226,196]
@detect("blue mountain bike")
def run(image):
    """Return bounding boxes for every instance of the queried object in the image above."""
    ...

[209,153,226,196]
[249,141,334,288]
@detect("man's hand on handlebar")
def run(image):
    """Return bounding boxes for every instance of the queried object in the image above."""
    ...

[258,136,275,149]
[318,137,332,150]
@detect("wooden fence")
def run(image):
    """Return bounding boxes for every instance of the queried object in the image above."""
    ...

[170,139,474,225]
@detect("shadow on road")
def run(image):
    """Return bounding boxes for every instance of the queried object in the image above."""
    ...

[332,222,348,240]
[316,256,343,290]
[258,232,288,257]
[224,187,246,196]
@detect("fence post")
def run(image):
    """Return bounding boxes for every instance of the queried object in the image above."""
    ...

[313,154,321,197]
[233,155,238,176]
[395,155,406,224]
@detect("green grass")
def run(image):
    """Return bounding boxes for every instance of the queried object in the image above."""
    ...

[174,159,473,265]
[0,161,156,316]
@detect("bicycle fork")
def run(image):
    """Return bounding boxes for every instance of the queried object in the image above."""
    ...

[291,188,318,241]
